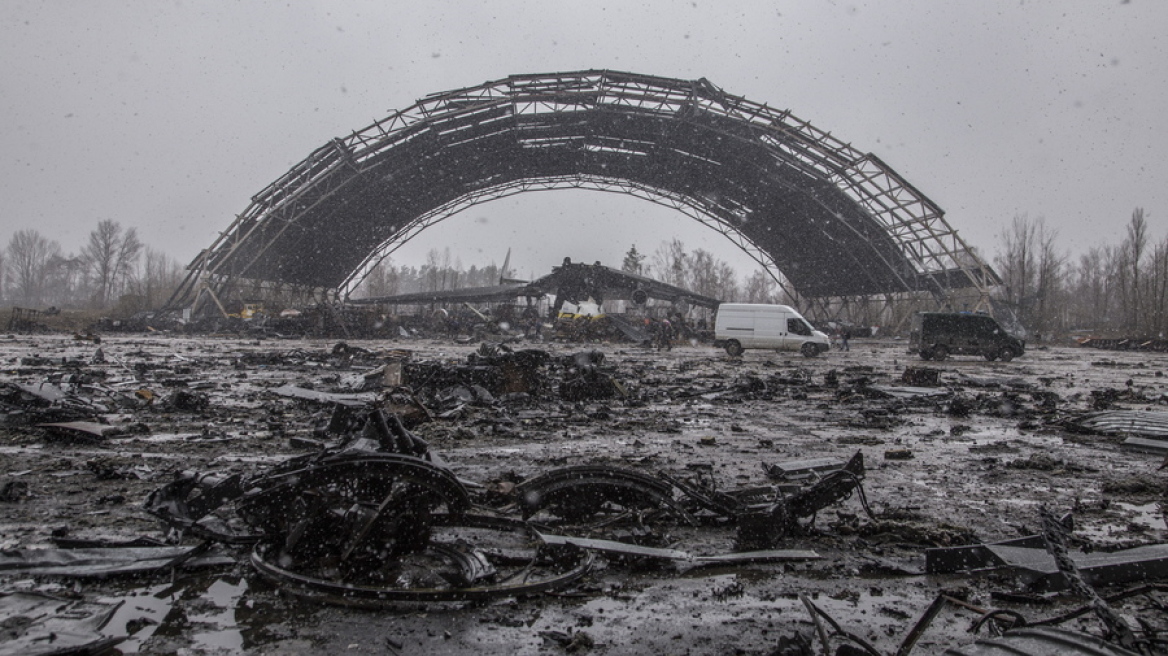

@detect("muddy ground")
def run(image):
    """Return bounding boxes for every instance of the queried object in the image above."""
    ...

[1,332,1166,655]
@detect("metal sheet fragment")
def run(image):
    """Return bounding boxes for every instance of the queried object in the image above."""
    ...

[0,546,234,578]
[0,591,126,656]
[1066,410,1168,438]
[943,627,1140,656]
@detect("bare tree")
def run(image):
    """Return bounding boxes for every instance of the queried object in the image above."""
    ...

[422,247,457,292]
[43,253,87,307]
[994,214,1064,334]
[646,240,741,302]
[137,247,185,309]
[359,260,401,298]
[686,249,739,301]
[688,249,718,298]
[650,238,689,288]
[6,229,61,307]
[1120,208,1149,331]
[83,220,142,308]
[1033,229,1066,335]
[621,245,646,275]
[743,269,777,303]
[1150,233,1168,336]
[1066,246,1114,332]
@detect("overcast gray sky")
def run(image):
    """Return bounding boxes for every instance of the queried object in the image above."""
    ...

[2,1,1165,280]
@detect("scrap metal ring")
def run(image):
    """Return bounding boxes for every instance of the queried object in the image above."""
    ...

[249,514,594,606]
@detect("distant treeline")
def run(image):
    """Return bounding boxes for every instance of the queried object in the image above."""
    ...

[0,220,185,314]
[994,208,1168,337]
[4,207,1163,337]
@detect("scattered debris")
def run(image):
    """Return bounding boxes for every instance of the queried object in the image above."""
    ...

[0,591,126,656]
[1077,336,1168,353]
[2,334,1167,654]
[901,366,941,386]
[927,513,1168,594]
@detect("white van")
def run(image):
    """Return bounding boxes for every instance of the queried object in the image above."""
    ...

[713,303,830,357]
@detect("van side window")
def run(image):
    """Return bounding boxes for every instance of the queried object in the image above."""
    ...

[788,318,811,336]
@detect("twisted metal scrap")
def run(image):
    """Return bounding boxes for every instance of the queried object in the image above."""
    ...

[1038,505,1140,651]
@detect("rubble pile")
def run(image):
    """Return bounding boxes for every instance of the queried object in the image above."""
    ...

[1,333,1167,655]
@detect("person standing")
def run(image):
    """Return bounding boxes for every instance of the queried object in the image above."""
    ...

[658,319,674,351]
[841,326,851,351]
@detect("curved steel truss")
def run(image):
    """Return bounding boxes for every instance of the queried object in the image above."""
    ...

[168,69,997,314]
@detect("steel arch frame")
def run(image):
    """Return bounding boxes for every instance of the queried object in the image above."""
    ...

[337,175,801,302]
[167,70,997,316]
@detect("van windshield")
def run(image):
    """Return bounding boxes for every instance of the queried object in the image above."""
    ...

[787,318,811,336]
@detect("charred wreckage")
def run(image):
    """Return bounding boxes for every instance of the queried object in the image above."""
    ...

[2,334,1168,655]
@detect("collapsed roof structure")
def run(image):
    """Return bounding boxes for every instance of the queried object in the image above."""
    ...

[166,70,997,317]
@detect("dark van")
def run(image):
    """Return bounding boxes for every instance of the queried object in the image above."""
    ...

[909,312,1025,361]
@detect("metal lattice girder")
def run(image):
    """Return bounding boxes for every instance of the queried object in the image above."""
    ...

[167,70,997,312]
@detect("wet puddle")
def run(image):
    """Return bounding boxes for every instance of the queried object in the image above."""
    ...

[98,575,282,654]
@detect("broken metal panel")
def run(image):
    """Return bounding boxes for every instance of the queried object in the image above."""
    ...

[866,385,951,399]
[935,543,1168,593]
[1,382,102,425]
[691,549,821,564]
[1121,436,1168,454]
[1067,410,1168,439]
[269,384,378,406]
[536,533,692,561]
[0,546,234,578]
[605,314,653,343]
[36,421,121,441]
[925,535,1048,574]
[0,592,126,656]
[764,456,848,481]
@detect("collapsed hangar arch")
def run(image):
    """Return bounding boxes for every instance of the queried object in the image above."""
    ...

[168,70,998,316]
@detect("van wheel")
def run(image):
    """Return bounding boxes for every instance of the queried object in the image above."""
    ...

[801,343,819,358]
[999,347,1016,362]
[931,345,949,361]
[983,351,998,362]
[725,340,743,357]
